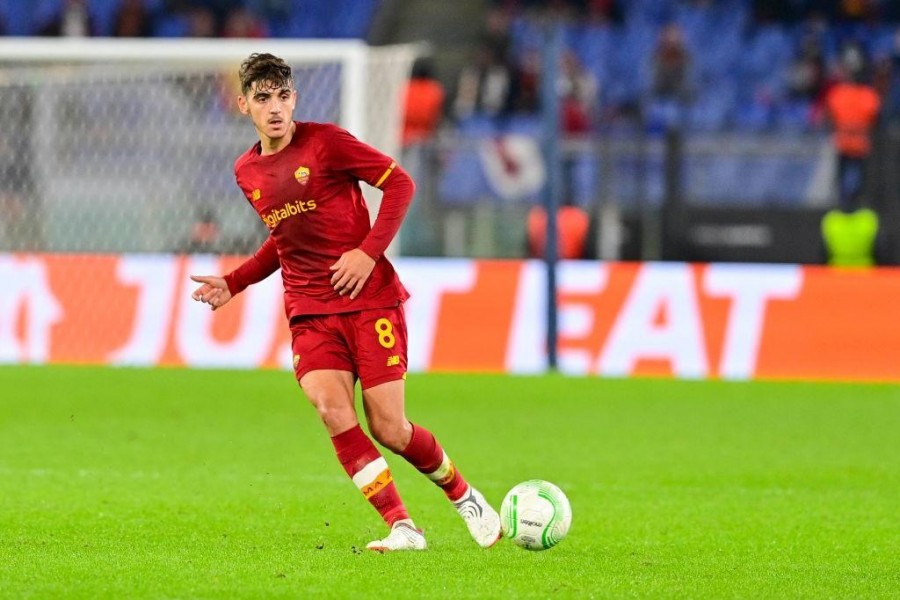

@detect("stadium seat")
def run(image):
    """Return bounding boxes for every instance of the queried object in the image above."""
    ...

[625,0,676,25]
[775,99,813,132]
[153,14,190,38]
[437,145,492,206]
[509,14,543,64]
[688,82,736,131]
[0,0,31,35]
[572,23,615,87]
[332,0,380,39]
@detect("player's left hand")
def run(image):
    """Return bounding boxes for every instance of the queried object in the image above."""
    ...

[329,248,376,300]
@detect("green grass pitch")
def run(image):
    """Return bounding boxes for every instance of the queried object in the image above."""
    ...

[1,366,898,599]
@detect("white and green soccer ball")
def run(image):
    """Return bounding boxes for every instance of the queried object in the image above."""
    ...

[500,479,572,551]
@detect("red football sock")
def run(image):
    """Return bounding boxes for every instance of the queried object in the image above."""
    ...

[331,425,409,526]
[399,423,469,502]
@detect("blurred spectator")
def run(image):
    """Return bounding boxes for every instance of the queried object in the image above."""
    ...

[583,0,623,25]
[880,28,900,121]
[186,6,217,37]
[647,23,691,131]
[113,0,154,37]
[402,58,445,146]
[163,0,241,22]
[788,33,833,122]
[652,23,690,101]
[222,6,268,38]
[185,209,220,253]
[509,48,541,115]
[559,50,596,209]
[788,35,827,101]
[837,0,876,22]
[481,6,513,69]
[453,41,514,121]
[456,6,524,122]
[824,44,881,212]
[560,50,597,134]
[38,0,96,37]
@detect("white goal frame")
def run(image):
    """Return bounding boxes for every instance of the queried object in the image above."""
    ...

[0,37,421,156]
[0,38,422,251]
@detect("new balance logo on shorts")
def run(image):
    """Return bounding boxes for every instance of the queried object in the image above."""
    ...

[386,355,400,367]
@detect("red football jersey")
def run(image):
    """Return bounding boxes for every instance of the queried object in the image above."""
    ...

[227,121,413,319]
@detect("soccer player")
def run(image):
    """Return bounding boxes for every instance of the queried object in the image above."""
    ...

[189,53,501,552]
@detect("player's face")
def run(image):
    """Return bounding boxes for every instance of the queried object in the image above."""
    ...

[238,80,297,140]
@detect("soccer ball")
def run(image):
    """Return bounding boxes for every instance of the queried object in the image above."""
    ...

[500,480,572,551]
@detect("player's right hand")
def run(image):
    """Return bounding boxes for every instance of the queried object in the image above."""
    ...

[190,275,233,311]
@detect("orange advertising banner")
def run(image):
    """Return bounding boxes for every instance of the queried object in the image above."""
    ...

[1,254,898,382]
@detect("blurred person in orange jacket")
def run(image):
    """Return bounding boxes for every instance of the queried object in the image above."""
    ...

[824,44,881,212]
[402,58,445,146]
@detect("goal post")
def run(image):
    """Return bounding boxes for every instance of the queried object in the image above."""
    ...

[0,38,420,253]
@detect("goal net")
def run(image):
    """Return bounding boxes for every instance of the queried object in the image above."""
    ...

[0,38,419,253]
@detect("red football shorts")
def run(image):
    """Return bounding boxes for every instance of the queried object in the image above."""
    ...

[289,305,408,389]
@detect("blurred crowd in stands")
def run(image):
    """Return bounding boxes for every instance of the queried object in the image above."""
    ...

[0,0,379,39]
[451,0,900,134]
[8,0,900,136]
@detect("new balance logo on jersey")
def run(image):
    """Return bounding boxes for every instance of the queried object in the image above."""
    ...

[261,199,317,229]
[386,355,400,367]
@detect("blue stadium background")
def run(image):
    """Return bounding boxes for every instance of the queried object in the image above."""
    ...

[3,0,898,262]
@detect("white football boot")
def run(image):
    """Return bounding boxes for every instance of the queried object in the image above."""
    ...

[452,486,502,548]
[366,519,427,553]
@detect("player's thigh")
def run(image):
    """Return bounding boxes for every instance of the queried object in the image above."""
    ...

[290,315,358,434]
[350,306,408,391]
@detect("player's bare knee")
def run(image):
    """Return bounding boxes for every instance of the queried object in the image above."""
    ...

[372,429,405,453]
[311,401,355,433]
[369,420,412,453]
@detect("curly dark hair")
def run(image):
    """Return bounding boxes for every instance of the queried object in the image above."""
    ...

[238,53,293,95]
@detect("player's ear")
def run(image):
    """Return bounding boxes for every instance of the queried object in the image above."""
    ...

[237,94,249,115]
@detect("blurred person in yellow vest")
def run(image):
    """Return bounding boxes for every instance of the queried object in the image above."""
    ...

[821,208,879,267]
